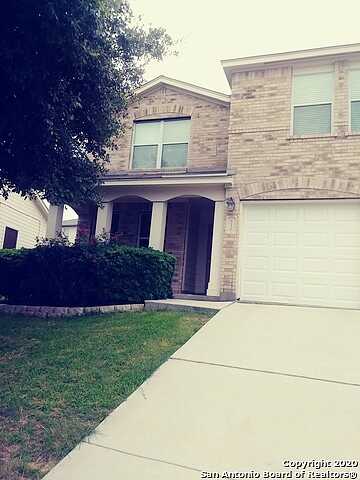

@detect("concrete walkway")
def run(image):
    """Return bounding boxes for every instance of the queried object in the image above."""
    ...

[43,303,360,479]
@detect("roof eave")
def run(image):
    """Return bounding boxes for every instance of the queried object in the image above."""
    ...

[136,75,230,105]
[221,43,360,85]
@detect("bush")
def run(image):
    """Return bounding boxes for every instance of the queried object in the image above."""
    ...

[0,242,175,307]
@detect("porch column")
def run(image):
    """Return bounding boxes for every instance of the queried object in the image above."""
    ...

[95,202,113,238]
[206,201,225,297]
[46,204,64,239]
[149,201,168,251]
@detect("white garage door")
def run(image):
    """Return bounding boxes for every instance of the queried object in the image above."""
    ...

[239,201,360,309]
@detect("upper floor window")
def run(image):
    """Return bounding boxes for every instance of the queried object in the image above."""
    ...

[292,67,333,136]
[349,69,360,133]
[131,118,191,169]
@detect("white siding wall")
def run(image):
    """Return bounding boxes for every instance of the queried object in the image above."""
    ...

[0,192,47,248]
[62,225,77,244]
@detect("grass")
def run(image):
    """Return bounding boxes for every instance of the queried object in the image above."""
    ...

[0,310,210,479]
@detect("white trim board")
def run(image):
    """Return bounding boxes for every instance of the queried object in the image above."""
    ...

[222,43,360,83]
[136,75,230,105]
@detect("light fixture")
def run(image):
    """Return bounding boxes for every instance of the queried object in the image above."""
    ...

[225,197,235,212]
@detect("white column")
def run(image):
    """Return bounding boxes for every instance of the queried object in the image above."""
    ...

[149,201,168,251]
[206,201,225,297]
[46,204,64,239]
[95,202,113,238]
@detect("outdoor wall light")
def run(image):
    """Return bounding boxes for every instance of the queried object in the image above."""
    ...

[225,197,236,212]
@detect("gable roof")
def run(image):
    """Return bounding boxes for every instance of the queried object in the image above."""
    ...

[136,75,230,105]
[35,197,49,218]
[222,42,360,84]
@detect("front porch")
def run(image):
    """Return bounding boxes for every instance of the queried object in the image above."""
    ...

[108,196,216,296]
[46,173,233,299]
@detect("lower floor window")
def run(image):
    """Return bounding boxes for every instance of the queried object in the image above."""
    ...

[3,226,18,249]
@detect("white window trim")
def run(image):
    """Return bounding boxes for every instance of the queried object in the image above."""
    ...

[290,67,334,137]
[130,118,190,170]
[348,67,360,134]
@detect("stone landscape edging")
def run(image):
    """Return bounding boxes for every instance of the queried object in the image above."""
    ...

[0,303,144,318]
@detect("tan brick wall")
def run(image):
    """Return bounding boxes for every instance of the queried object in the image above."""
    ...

[108,86,229,173]
[220,59,360,299]
[228,61,360,196]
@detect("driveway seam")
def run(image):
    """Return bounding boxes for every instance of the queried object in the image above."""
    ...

[82,440,203,473]
[170,356,360,388]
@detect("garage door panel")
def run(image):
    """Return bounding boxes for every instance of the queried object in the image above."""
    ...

[303,232,331,247]
[335,233,360,247]
[242,280,267,297]
[245,232,269,245]
[243,255,268,270]
[302,283,330,301]
[272,256,297,272]
[240,202,360,308]
[303,206,330,222]
[334,206,360,221]
[333,286,360,302]
[246,207,270,223]
[273,232,298,246]
[302,257,330,273]
[273,208,299,222]
[334,259,360,274]
[270,282,298,299]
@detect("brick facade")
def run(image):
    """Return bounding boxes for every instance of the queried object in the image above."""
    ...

[76,53,360,301]
[220,59,360,299]
[109,86,230,173]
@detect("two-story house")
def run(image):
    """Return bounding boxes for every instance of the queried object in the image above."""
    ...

[47,43,360,309]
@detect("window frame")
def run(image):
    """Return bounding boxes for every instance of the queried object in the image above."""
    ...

[3,226,18,249]
[130,117,190,170]
[291,66,334,137]
[348,67,360,134]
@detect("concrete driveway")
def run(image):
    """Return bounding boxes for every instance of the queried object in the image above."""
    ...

[44,303,360,479]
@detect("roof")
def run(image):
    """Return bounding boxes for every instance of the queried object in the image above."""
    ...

[33,197,48,218]
[222,42,360,84]
[136,75,230,105]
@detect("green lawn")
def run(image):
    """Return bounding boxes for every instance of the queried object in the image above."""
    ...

[0,310,210,480]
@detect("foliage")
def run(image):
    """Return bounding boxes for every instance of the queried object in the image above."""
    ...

[0,242,176,306]
[0,0,173,204]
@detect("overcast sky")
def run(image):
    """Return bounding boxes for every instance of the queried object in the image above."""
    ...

[131,0,360,94]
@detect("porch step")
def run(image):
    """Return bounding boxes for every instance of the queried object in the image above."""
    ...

[173,293,221,302]
[144,298,233,315]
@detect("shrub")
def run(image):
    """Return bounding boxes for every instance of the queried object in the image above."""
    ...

[0,242,175,307]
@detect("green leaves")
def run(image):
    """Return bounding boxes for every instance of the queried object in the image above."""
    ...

[0,0,173,204]
[0,243,176,306]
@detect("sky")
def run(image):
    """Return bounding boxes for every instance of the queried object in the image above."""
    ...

[130,0,360,94]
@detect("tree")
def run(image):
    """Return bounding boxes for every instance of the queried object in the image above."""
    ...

[0,0,173,205]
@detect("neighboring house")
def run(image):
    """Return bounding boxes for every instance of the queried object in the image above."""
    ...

[62,218,79,244]
[47,43,360,309]
[0,192,48,248]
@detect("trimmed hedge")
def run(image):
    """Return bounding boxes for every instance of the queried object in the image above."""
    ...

[0,242,175,307]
